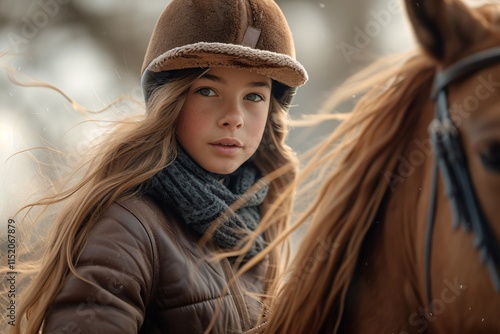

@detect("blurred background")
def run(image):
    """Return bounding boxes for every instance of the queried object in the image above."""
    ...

[0,0,421,221]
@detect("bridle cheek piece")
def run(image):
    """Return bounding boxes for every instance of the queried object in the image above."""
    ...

[425,47,500,308]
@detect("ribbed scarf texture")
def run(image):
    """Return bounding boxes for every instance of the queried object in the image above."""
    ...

[146,148,269,258]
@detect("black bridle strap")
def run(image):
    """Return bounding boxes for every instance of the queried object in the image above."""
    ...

[432,46,500,98]
[425,46,500,311]
[424,159,439,314]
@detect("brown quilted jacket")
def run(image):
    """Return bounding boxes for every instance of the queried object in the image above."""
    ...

[42,196,267,333]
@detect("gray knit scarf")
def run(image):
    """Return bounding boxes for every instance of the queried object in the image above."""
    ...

[146,148,269,259]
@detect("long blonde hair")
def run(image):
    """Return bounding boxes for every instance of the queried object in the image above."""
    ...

[5,69,297,334]
[243,50,437,333]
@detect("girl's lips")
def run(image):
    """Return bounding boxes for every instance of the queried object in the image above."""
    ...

[209,138,243,155]
[209,143,242,155]
[210,138,243,147]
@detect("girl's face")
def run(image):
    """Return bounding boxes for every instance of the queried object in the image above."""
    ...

[177,67,272,174]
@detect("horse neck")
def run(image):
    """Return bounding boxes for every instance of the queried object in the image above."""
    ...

[339,69,439,330]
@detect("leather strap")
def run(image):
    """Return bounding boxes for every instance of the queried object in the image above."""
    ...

[425,47,500,310]
[432,47,500,98]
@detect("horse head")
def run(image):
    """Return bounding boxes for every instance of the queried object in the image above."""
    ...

[263,1,500,333]
[407,0,500,323]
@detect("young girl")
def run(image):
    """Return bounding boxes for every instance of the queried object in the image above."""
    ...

[9,0,307,333]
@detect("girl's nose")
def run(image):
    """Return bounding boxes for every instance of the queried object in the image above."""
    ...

[218,101,244,129]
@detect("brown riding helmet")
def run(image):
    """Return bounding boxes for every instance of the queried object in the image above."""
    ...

[141,0,308,106]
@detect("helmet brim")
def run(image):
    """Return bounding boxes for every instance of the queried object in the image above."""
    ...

[144,42,308,88]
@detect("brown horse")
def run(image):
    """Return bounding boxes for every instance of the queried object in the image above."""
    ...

[260,0,500,333]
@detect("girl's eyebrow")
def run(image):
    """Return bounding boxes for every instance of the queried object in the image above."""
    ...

[199,73,271,89]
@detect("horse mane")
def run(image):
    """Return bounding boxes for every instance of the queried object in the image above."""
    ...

[262,50,437,333]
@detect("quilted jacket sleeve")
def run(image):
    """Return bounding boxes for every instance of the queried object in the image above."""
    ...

[42,202,157,334]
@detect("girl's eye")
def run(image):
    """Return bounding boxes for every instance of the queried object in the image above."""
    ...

[196,88,216,97]
[245,93,264,102]
[480,142,500,172]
